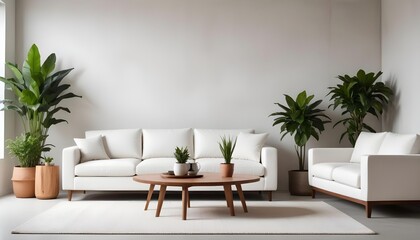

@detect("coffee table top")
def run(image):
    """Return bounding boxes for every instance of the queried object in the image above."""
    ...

[133,172,260,187]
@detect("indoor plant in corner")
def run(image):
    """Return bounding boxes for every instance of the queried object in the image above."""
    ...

[219,136,236,177]
[270,91,330,195]
[0,44,81,198]
[328,69,393,146]
[173,146,190,176]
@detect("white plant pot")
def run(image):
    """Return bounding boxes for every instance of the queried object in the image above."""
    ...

[173,163,189,176]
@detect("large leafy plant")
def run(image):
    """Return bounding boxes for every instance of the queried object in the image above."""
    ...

[270,91,331,171]
[328,69,393,146]
[0,44,81,158]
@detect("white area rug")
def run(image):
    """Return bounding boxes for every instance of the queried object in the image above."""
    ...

[12,200,374,235]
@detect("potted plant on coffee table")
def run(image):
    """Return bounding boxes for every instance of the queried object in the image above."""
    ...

[173,146,190,176]
[270,91,330,195]
[219,136,237,177]
[328,69,393,146]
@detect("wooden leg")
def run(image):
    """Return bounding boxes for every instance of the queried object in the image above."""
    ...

[366,202,372,218]
[144,184,155,211]
[156,185,167,217]
[236,184,248,213]
[312,188,316,199]
[67,190,73,201]
[223,185,235,216]
[83,190,86,194]
[187,189,191,208]
[182,186,189,220]
[268,191,272,201]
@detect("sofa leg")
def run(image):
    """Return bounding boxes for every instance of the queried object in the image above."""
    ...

[311,188,316,199]
[67,190,73,201]
[267,191,272,201]
[365,202,372,218]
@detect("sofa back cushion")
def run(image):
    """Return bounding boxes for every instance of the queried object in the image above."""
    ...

[350,132,387,163]
[142,128,193,159]
[194,129,254,159]
[232,132,268,162]
[378,133,420,154]
[86,129,142,159]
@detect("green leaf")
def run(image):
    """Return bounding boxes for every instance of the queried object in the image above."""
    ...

[296,91,307,108]
[6,63,24,84]
[26,44,43,84]
[41,53,56,79]
[19,89,38,106]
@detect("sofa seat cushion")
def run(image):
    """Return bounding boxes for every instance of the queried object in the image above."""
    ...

[332,164,361,189]
[196,158,265,176]
[136,158,176,175]
[75,158,141,177]
[311,163,352,180]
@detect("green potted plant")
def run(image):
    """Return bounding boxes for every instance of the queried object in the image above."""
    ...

[0,44,81,198]
[270,91,330,195]
[173,146,190,176]
[7,133,43,198]
[218,136,237,177]
[328,69,393,146]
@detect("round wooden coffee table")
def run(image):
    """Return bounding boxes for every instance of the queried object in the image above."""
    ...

[133,173,260,220]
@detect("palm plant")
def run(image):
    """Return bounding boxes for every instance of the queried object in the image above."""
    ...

[0,44,81,156]
[218,136,237,164]
[328,69,393,146]
[270,91,330,171]
[174,146,190,164]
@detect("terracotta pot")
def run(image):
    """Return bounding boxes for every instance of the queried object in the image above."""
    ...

[288,170,311,196]
[220,163,234,177]
[11,166,36,198]
[35,165,60,199]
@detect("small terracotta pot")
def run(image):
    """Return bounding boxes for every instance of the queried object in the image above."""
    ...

[220,163,234,177]
[11,166,36,198]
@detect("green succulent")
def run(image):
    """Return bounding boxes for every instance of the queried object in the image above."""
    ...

[218,136,237,164]
[174,146,190,164]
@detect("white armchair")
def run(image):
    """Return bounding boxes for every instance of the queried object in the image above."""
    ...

[308,132,420,218]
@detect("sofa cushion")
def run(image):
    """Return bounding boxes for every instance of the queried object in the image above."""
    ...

[194,129,254,159]
[196,158,265,176]
[332,164,361,189]
[350,132,387,163]
[75,158,141,177]
[232,132,268,162]
[142,129,193,159]
[136,158,176,175]
[86,129,142,159]
[378,133,420,155]
[311,162,352,180]
[74,136,110,163]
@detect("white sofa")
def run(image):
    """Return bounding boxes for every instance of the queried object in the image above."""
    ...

[63,128,278,201]
[308,132,420,218]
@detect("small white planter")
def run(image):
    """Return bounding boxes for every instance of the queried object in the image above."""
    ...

[173,163,189,176]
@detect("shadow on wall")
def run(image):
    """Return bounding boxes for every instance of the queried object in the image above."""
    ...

[382,75,399,132]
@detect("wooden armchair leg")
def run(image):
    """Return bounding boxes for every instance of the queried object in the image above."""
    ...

[67,190,73,201]
[268,191,272,201]
[311,188,316,199]
[365,202,372,218]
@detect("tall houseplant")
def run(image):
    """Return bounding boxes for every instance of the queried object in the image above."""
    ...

[1,44,81,197]
[328,69,393,146]
[270,91,330,195]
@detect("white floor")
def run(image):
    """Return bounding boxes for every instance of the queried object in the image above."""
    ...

[1,191,420,240]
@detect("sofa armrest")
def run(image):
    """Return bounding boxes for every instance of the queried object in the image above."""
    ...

[360,154,420,201]
[62,146,81,190]
[261,146,277,191]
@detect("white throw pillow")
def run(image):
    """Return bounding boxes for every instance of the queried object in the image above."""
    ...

[86,129,142,159]
[74,135,110,163]
[378,133,419,154]
[142,128,193,159]
[350,132,387,163]
[232,132,268,162]
[194,129,254,159]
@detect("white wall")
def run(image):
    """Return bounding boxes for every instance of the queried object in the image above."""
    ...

[15,0,381,191]
[0,0,15,196]
[382,0,420,134]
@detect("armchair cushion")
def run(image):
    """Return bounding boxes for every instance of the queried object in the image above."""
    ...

[350,132,387,163]
[378,133,420,154]
[311,162,351,180]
